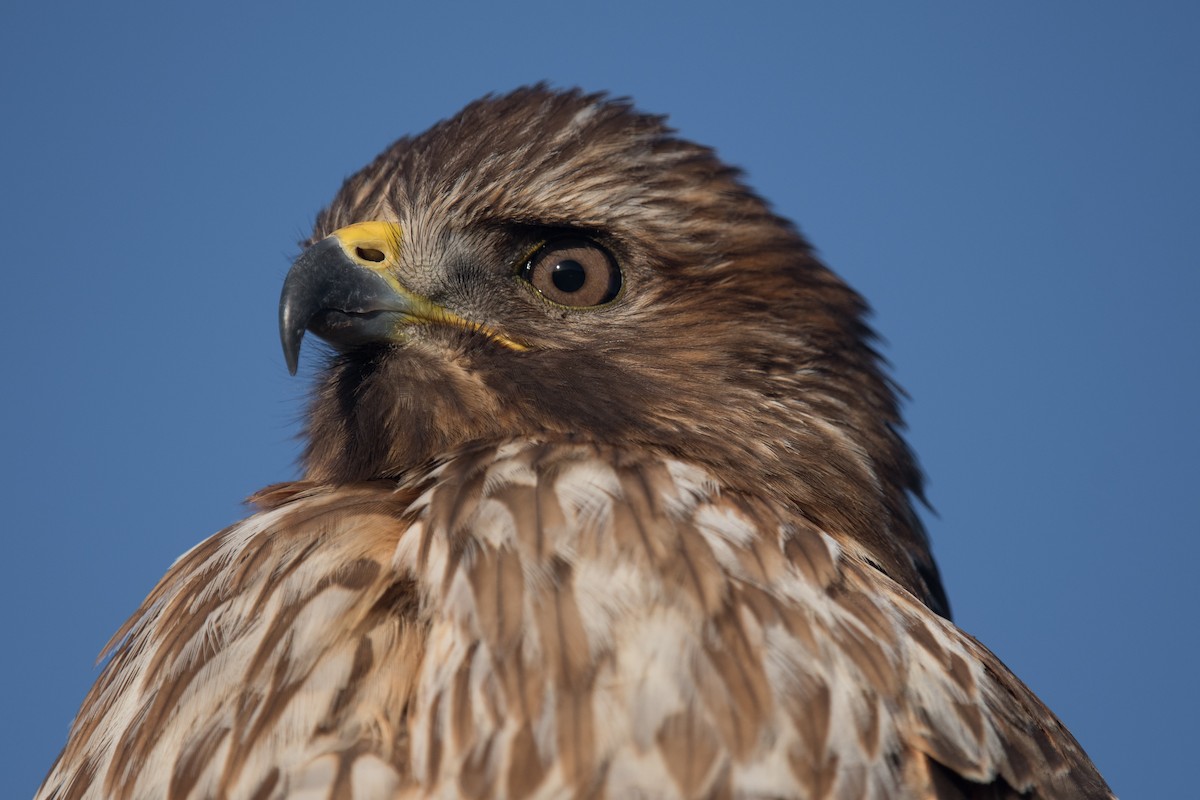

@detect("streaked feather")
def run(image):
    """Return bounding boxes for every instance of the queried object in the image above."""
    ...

[39,87,1110,799]
[39,443,1109,798]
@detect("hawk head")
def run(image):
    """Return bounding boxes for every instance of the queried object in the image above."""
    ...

[280,86,948,615]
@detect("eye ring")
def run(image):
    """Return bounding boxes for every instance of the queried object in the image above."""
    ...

[519,238,622,308]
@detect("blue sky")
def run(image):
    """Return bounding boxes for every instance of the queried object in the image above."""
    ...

[2,2,1196,796]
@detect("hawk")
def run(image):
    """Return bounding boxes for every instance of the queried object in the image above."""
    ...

[38,87,1112,799]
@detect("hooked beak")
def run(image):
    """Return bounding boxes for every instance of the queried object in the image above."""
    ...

[279,221,525,374]
[279,222,410,375]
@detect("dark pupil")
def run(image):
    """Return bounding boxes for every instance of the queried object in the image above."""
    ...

[550,259,587,292]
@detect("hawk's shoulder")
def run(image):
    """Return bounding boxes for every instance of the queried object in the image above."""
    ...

[39,442,1109,799]
[38,481,424,799]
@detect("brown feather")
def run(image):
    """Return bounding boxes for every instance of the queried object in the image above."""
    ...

[38,87,1111,799]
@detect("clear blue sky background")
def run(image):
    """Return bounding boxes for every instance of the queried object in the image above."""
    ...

[2,2,1195,796]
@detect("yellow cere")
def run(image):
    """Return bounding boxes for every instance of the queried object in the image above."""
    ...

[330,221,527,352]
[330,221,405,270]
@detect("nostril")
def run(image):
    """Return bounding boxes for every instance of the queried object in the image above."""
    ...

[356,246,386,263]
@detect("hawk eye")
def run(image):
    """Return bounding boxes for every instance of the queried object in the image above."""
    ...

[521,238,621,307]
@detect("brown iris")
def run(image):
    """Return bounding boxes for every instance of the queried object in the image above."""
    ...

[521,238,621,307]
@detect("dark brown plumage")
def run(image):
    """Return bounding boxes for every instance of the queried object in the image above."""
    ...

[302,87,947,615]
[38,86,1111,799]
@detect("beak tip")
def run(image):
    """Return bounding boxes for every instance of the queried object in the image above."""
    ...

[281,328,302,376]
[280,305,303,376]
